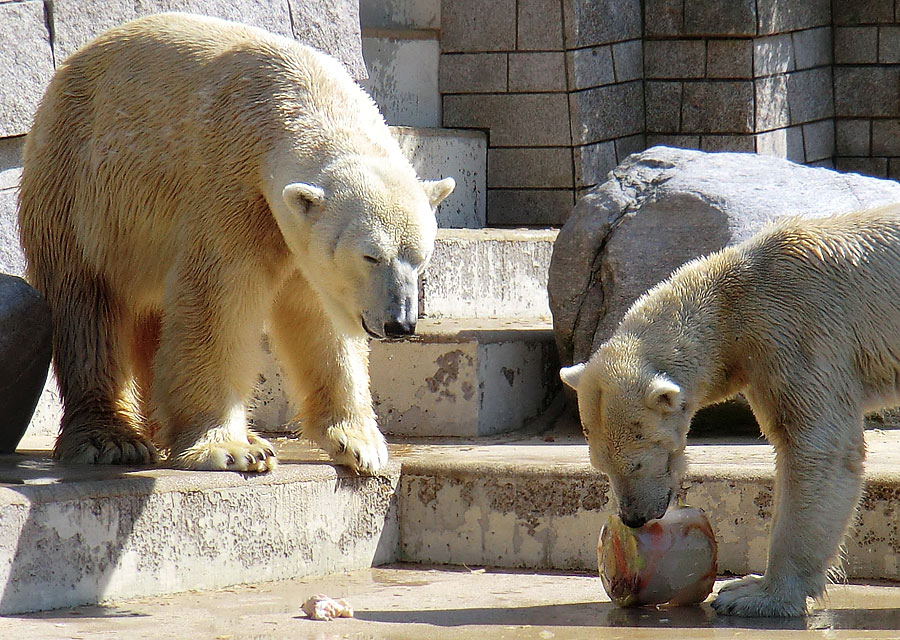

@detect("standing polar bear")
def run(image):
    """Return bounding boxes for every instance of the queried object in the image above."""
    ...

[18,13,454,473]
[561,206,900,617]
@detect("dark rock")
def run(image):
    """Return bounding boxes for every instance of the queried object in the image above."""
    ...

[0,275,52,453]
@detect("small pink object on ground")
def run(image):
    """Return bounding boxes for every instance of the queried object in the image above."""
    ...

[598,506,718,607]
[301,594,354,620]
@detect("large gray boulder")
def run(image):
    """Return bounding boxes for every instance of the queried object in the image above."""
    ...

[549,146,900,369]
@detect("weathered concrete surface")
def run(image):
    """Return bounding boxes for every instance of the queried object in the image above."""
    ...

[360,0,439,29]
[0,140,25,275]
[360,30,440,127]
[0,443,399,614]
[8,428,900,617]
[251,319,560,437]
[370,318,559,437]
[391,426,900,582]
[392,126,486,229]
[423,228,557,319]
[549,145,900,367]
[11,565,900,639]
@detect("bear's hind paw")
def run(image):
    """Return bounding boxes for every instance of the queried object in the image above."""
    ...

[712,575,810,617]
[171,437,277,472]
[55,430,159,466]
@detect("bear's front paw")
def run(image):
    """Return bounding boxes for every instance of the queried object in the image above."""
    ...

[321,418,388,475]
[712,575,809,617]
[55,428,159,466]
[171,436,277,472]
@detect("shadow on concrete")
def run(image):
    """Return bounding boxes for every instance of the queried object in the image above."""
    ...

[0,452,157,615]
[7,603,151,620]
[358,601,900,631]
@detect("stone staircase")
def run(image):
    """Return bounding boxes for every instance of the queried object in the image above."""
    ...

[356,0,562,439]
[7,0,900,619]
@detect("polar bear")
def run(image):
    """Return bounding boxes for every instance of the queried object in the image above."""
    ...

[560,206,900,617]
[18,13,454,473]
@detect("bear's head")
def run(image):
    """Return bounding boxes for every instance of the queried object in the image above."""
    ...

[560,337,691,529]
[272,155,454,339]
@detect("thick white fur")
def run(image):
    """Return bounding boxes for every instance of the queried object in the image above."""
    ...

[561,206,900,616]
[18,13,453,473]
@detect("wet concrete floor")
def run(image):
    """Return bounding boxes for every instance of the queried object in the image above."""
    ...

[6,563,900,639]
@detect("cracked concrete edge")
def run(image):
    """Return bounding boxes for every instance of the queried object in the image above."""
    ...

[0,459,401,614]
[0,454,401,504]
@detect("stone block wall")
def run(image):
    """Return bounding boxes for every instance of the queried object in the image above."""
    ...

[439,0,645,225]
[438,0,900,225]
[645,0,834,168]
[833,1,900,180]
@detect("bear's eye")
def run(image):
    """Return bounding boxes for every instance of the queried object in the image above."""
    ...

[363,255,380,265]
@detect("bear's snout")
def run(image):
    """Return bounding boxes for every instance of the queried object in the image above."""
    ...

[384,318,416,337]
[618,489,672,529]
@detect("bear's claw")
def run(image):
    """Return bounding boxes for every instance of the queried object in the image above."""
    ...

[171,435,278,472]
[712,575,810,617]
[55,430,160,466]
[321,419,388,475]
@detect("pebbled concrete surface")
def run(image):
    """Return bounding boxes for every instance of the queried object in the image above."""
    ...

[5,563,900,639]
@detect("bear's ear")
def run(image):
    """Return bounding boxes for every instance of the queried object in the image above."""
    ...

[645,376,682,414]
[423,177,456,209]
[560,363,586,390]
[283,183,326,216]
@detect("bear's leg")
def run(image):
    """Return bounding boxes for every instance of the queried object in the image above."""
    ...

[268,272,388,475]
[713,399,865,617]
[153,263,276,472]
[130,311,162,438]
[52,276,159,465]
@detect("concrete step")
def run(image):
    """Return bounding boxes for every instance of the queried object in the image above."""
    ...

[370,318,560,437]
[359,27,440,127]
[0,441,400,614]
[392,126,486,229]
[422,228,557,318]
[9,565,900,638]
[394,428,900,584]
[5,430,900,617]
[360,0,439,30]
[251,317,561,438]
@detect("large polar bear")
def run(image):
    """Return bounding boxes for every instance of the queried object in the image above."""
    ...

[560,206,900,617]
[18,13,454,473]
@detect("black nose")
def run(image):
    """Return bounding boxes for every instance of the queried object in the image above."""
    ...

[384,319,416,337]
[621,514,648,529]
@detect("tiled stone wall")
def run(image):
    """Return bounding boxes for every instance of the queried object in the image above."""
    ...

[439,0,645,225]
[833,1,900,180]
[645,0,834,169]
[439,0,900,225]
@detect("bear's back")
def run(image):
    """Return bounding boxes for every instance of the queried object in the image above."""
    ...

[19,12,389,302]
[735,206,900,398]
